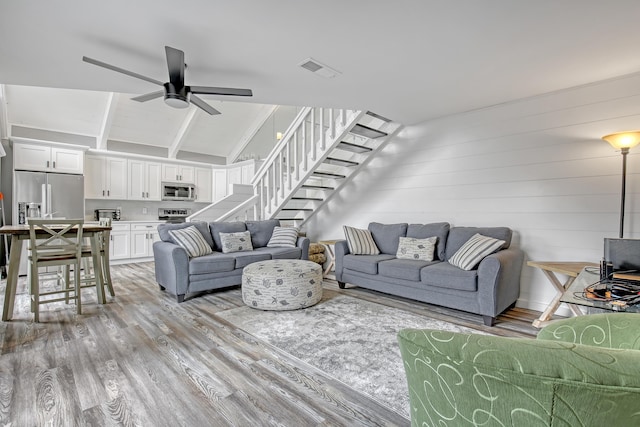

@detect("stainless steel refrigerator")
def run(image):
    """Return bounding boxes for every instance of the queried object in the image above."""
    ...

[14,171,85,274]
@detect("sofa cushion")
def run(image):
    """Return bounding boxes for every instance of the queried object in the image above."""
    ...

[379,258,440,281]
[210,221,247,251]
[396,236,437,261]
[254,247,302,259]
[158,221,214,249]
[407,222,450,261]
[169,226,213,258]
[189,252,236,275]
[343,254,396,275]
[246,219,280,248]
[344,226,380,255]
[449,233,506,271]
[421,262,478,292]
[232,251,271,268]
[220,231,253,253]
[445,226,512,260]
[368,222,408,255]
[267,226,299,248]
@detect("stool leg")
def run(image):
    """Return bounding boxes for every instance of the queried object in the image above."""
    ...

[74,262,82,315]
[30,261,39,323]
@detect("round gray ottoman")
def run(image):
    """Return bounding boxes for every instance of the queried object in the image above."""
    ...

[242,259,323,310]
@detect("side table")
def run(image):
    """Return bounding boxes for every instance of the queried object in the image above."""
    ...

[318,239,341,277]
[527,261,598,328]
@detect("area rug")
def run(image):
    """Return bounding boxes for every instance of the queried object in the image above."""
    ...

[217,290,493,418]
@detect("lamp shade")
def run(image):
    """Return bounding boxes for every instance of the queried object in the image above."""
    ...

[602,131,640,150]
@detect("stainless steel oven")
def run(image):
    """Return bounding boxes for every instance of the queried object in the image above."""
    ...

[158,208,192,223]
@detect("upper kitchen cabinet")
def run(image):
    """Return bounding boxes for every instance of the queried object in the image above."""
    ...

[194,167,213,203]
[128,160,162,201]
[14,142,84,174]
[85,155,128,199]
[162,164,195,183]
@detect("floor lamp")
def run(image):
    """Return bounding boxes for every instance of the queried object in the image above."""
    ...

[602,131,640,238]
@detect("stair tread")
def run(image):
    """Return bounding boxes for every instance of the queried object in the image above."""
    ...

[282,208,313,211]
[337,141,373,153]
[366,111,392,122]
[313,171,346,178]
[324,157,359,167]
[302,184,334,190]
[351,123,387,139]
[292,197,324,201]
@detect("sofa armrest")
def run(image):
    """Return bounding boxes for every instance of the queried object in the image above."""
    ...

[153,241,190,297]
[477,247,524,318]
[334,240,350,281]
[537,313,640,350]
[297,236,310,260]
[397,328,640,426]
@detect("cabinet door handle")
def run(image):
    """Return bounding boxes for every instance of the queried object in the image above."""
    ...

[146,192,149,198]
[46,160,50,168]
[107,190,110,196]
[142,191,145,198]
[102,190,105,196]
[110,235,113,241]
[52,161,56,169]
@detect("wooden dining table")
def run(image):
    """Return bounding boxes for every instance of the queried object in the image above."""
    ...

[0,223,112,321]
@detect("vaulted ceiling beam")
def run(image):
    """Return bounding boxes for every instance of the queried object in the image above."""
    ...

[97,92,118,150]
[228,105,277,163]
[168,107,198,159]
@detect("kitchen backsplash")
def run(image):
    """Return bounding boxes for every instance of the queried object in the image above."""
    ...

[85,199,208,221]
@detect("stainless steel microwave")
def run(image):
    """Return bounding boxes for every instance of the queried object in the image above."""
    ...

[162,182,196,201]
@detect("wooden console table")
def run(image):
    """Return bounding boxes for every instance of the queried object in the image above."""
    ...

[527,261,599,328]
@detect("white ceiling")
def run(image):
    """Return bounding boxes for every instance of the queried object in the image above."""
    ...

[3,1,640,158]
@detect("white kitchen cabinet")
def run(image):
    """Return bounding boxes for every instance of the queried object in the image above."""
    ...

[162,164,195,183]
[85,155,128,199]
[130,223,160,258]
[128,160,162,201]
[109,223,131,260]
[194,167,213,203]
[227,166,242,187]
[213,169,228,201]
[14,142,84,174]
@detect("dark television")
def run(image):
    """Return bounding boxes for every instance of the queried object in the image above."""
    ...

[604,238,640,271]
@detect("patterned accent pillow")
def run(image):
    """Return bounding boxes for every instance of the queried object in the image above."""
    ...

[267,226,299,248]
[449,233,505,271]
[168,226,213,258]
[219,230,254,253]
[396,236,437,261]
[343,225,380,255]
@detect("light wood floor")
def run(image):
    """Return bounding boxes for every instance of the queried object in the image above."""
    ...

[0,262,540,426]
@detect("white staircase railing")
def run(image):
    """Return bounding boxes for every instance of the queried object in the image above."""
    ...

[251,107,365,220]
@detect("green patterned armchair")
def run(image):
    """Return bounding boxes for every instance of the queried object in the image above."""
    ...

[398,313,640,426]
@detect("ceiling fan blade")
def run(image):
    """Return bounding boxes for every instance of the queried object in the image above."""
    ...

[165,46,185,86]
[190,94,221,115]
[131,90,165,102]
[190,86,253,97]
[82,56,164,86]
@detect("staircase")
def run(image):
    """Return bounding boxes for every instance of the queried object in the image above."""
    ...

[252,107,402,228]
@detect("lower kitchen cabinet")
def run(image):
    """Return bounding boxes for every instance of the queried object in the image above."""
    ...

[130,223,161,259]
[110,223,131,260]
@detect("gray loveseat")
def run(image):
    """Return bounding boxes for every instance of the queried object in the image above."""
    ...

[334,222,523,326]
[154,219,310,302]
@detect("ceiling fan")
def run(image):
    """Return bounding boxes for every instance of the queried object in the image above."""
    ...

[82,46,253,115]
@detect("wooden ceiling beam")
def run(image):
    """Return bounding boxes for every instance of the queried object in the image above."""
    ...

[97,92,118,150]
[168,107,198,159]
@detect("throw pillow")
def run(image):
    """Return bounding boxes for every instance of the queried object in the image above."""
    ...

[343,225,380,255]
[168,226,213,258]
[267,226,299,248]
[449,233,505,271]
[219,230,254,253]
[396,236,437,261]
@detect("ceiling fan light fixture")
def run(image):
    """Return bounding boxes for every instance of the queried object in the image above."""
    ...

[163,82,189,109]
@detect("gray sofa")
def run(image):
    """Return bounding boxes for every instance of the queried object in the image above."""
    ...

[335,222,524,326]
[154,219,310,302]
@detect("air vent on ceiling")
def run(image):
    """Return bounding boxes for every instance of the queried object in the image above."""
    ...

[298,57,341,79]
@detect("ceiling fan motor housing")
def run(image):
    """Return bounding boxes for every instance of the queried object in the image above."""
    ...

[163,82,190,108]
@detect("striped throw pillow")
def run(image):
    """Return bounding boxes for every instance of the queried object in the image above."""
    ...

[343,225,380,255]
[267,226,299,248]
[449,233,505,271]
[168,226,213,258]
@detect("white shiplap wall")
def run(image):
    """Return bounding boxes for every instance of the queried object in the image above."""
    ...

[305,72,640,314]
